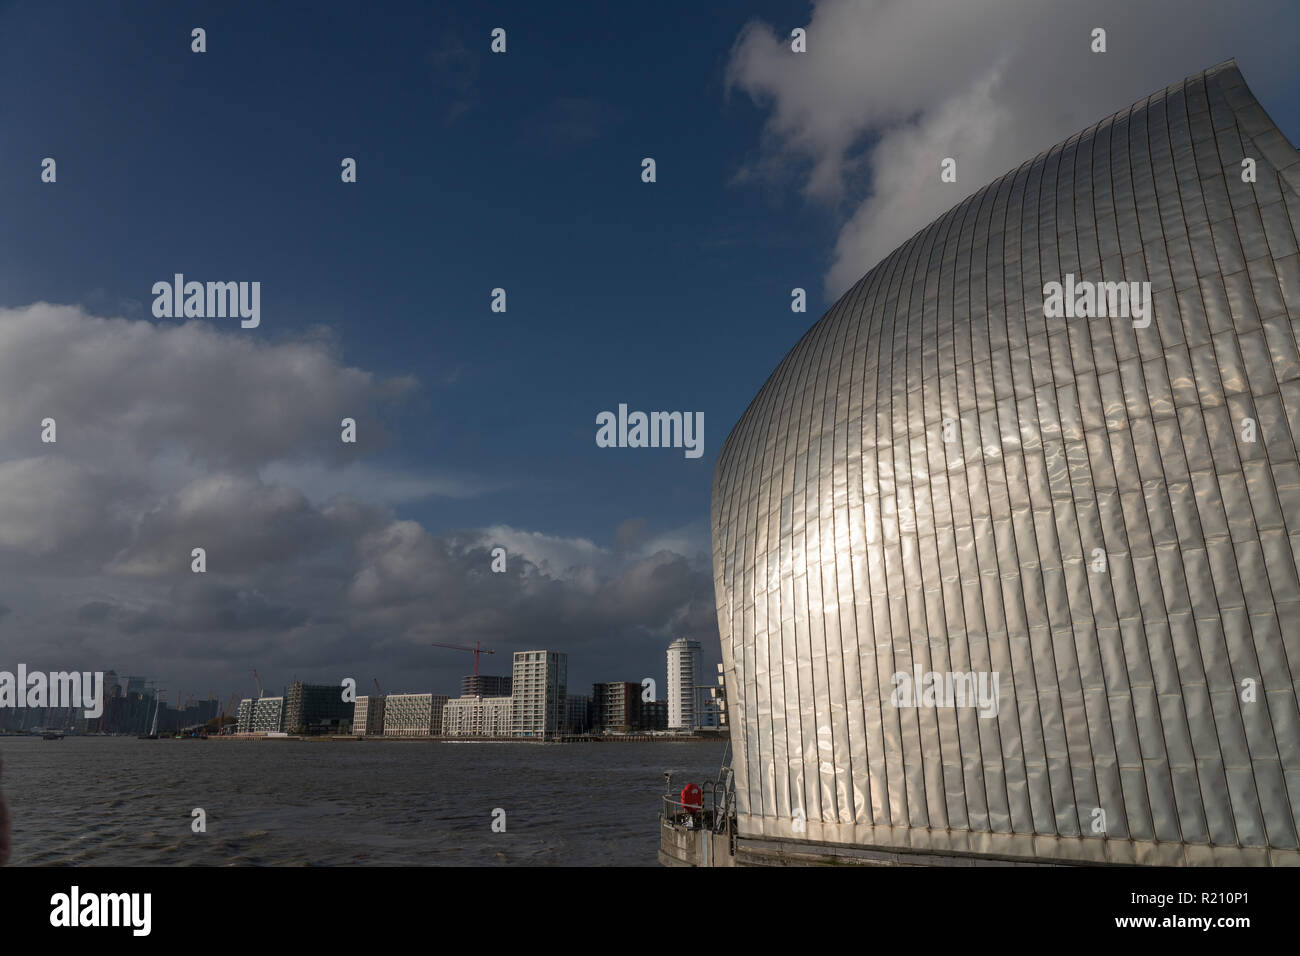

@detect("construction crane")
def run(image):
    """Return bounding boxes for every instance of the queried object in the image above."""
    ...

[373,678,384,697]
[220,693,238,723]
[430,641,496,676]
[252,669,263,699]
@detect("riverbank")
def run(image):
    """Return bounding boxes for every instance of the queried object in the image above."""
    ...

[213,732,726,743]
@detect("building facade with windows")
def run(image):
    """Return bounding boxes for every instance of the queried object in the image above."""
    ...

[642,699,668,732]
[591,682,666,732]
[592,681,639,733]
[712,62,1300,865]
[284,681,353,735]
[382,693,450,737]
[235,698,255,734]
[442,695,513,736]
[511,651,567,737]
[564,694,592,733]
[667,638,700,731]
[461,675,512,698]
[250,696,284,735]
[352,695,386,736]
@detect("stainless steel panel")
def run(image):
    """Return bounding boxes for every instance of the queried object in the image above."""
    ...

[712,61,1300,863]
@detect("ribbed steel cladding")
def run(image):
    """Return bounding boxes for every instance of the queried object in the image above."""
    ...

[711,61,1300,865]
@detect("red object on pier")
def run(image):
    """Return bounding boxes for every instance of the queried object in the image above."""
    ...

[680,783,703,813]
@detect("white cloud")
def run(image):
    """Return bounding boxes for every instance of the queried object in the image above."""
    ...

[726,0,1295,296]
[260,460,503,506]
[0,302,414,470]
[0,304,716,694]
[473,525,606,580]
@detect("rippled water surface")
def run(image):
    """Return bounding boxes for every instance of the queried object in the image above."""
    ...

[1,737,726,865]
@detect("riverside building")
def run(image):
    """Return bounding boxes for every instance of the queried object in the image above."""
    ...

[235,698,254,734]
[352,695,386,736]
[564,694,592,733]
[667,638,700,731]
[284,681,353,735]
[511,651,567,738]
[442,695,512,736]
[382,693,450,737]
[250,696,284,734]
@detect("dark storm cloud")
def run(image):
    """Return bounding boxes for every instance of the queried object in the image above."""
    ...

[0,305,717,694]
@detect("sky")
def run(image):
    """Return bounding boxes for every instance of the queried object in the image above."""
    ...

[0,0,1297,705]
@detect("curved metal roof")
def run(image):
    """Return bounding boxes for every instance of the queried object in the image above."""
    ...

[712,60,1300,864]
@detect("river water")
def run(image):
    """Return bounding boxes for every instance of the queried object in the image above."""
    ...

[0,736,726,865]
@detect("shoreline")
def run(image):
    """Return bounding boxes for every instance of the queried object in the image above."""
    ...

[216,733,725,743]
[0,732,726,744]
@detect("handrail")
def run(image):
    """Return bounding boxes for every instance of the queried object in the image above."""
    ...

[663,773,735,835]
[662,741,737,838]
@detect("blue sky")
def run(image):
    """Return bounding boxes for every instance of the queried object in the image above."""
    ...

[0,0,831,546]
[0,0,1296,701]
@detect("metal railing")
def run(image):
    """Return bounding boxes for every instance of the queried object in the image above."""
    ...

[662,761,736,841]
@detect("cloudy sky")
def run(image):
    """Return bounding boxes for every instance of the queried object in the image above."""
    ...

[0,0,1296,703]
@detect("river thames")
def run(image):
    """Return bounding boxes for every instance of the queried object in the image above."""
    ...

[0,737,726,865]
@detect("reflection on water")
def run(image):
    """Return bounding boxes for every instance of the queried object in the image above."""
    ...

[1,737,725,866]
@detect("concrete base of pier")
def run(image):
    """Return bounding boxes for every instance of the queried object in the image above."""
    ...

[659,823,1063,867]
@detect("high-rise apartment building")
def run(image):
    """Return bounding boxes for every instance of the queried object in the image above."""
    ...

[511,650,567,737]
[667,637,700,731]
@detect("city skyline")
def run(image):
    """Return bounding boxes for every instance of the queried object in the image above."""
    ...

[0,634,711,735]
[3,1,1297,700]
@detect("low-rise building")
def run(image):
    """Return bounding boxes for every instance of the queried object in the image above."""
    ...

[251,696,284,734]
[442,695,513,736]
[642,698,668,731]
[235,698,255,734]
[352,695,386,736]
[382,693,451,736]
[284,681,353,735]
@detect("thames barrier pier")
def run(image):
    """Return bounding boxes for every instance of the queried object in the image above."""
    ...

[679,61,1300,867]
